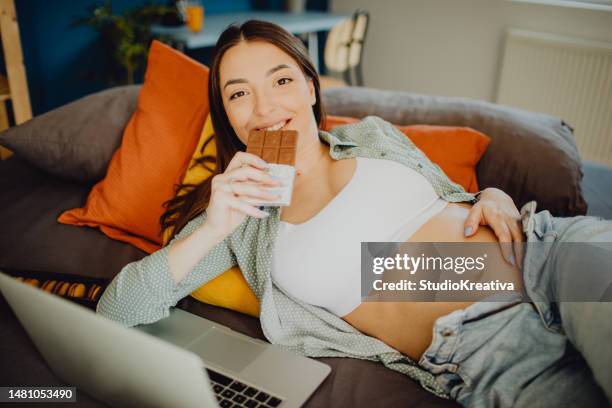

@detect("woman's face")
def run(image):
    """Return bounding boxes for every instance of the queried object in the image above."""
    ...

[219,40,317,146]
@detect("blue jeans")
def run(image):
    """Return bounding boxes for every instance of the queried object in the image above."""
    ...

[419,201,612,407]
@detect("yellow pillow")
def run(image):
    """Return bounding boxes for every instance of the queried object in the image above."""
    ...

[162,115,260,317]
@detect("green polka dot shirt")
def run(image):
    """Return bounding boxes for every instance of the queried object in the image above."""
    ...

[97,116,477,398]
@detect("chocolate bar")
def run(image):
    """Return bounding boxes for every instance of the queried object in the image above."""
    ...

[245,129,297,207]
[246,129,297,166]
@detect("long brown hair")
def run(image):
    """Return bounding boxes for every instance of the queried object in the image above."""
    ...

[159,20,326,243]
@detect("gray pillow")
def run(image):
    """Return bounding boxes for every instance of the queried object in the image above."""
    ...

[0,85,141,182]
[322,87,587,217]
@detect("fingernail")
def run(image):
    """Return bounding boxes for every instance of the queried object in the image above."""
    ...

[464,226,473,236]
[508,253,516,266]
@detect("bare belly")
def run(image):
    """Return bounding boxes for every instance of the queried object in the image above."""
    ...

[341,202,523,361]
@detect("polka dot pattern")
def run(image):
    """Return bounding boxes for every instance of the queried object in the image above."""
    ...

[97,116,477,399]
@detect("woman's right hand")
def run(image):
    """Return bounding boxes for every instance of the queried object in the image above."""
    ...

[202,151,282,238]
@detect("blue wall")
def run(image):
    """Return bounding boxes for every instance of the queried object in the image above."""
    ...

[15,0,305,115]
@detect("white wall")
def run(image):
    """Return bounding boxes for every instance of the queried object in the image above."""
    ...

[330,0,612,101]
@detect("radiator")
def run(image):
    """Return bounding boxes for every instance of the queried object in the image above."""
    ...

[496,29,612,165]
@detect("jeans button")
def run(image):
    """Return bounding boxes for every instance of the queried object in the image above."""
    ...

[441,328,453,337]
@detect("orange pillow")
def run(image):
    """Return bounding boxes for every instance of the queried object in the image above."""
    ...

[403,125,487,192]
[58,40,210,253]
[322,115,490,192]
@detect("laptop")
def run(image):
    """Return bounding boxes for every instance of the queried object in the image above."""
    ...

[0,272,331,407]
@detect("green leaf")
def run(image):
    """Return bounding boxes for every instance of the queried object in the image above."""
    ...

[73,1,177,85]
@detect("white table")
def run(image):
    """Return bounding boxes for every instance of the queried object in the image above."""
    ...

[151,11,349,71]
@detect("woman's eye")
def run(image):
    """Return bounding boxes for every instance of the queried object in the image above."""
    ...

[229,90,246,100]
[229,79,290,100]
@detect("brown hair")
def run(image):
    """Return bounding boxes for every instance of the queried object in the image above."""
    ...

[159,20,326,243]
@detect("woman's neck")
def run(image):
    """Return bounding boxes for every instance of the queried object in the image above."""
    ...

[294,138,329,178]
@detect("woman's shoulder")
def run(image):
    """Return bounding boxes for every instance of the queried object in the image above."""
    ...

[324,115,409,150]
[326,115,390,134]
[322,115,386,139]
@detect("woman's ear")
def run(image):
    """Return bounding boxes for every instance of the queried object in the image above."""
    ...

[308,77,316,106]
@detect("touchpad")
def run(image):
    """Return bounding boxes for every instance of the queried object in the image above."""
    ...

[187,328,265,373]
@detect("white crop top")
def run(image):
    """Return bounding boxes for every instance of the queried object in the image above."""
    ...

[271,157,448,317]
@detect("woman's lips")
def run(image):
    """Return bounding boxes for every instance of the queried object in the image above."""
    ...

[255,118,292,131]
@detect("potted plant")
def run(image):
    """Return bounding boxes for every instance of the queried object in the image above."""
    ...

[75,1,179,85]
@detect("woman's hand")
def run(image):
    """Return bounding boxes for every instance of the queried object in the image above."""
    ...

[203,151,282,238]
[463,188,523,268]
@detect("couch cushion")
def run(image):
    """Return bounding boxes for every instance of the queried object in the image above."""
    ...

[57,40,210,253]
[0,85,140,182]
[322,87,587,217]
[0,155,146,279]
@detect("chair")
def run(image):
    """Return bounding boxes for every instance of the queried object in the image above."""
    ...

[0,0,32,160]
[320,9,370,89]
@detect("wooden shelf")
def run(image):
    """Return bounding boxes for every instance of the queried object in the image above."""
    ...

[0,0,32,160]
[0,0,32,130]
[0,74,10,101]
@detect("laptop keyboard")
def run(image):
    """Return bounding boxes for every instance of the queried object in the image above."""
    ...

[206,368,283,408]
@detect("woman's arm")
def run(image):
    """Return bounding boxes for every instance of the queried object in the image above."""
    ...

[167,216,227,284]
[96,211,237,327]
[97,151,279,327]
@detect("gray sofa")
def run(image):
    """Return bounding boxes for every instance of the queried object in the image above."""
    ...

[1,86,610,407]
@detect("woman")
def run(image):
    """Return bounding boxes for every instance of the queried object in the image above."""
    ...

[98,21,612,407]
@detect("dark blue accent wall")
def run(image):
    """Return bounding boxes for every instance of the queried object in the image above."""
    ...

[13,0,328,115]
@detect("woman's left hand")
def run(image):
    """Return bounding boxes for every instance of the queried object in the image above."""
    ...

[463,188,523,268]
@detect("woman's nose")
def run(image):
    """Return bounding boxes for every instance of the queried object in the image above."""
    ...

[253,91,276,117]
